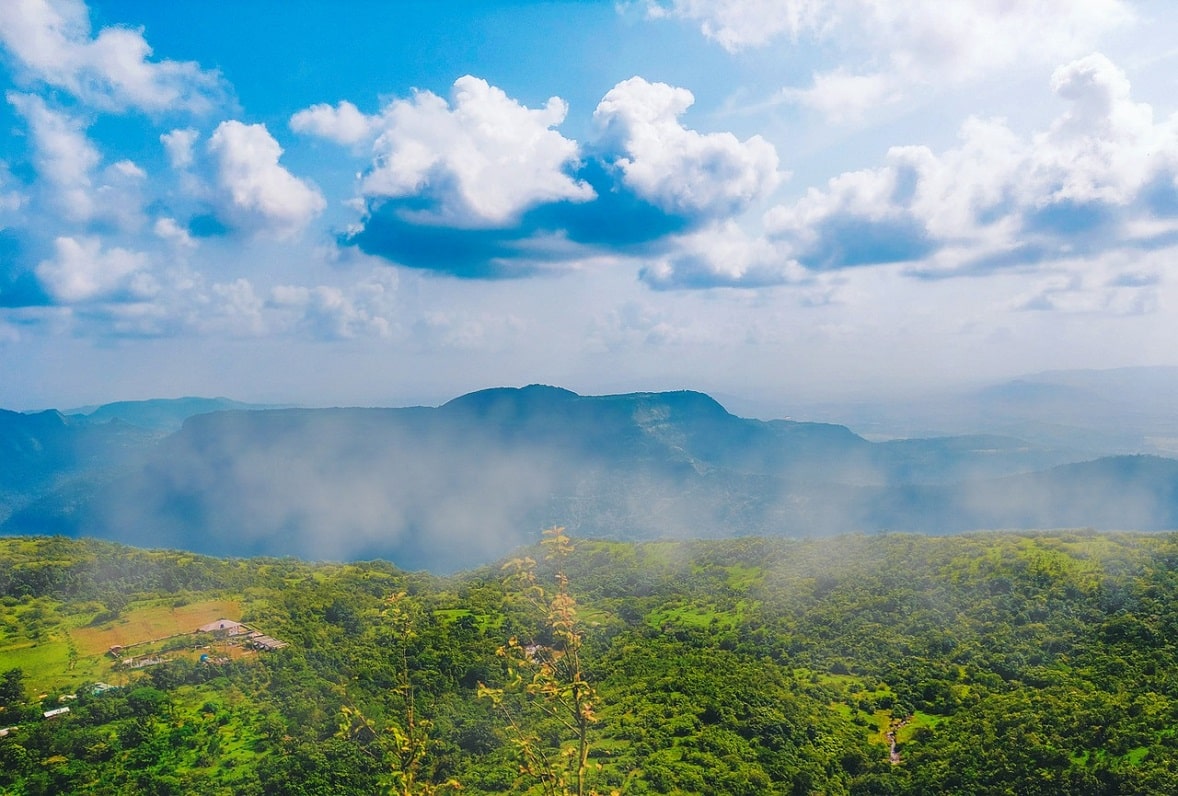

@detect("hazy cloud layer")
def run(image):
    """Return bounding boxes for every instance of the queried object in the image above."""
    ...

[653,0,1131,119]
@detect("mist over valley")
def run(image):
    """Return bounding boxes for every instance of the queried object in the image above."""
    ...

[4,370,1178,572]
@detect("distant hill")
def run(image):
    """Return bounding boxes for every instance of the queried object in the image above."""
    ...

[5,385,1176,571]
[794,365,1178,454]
[73,396,274,433]
[0,408,159,525]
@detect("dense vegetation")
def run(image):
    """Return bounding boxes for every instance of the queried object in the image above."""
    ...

[4,530,1178,794]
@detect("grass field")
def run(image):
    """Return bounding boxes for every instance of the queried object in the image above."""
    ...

[0,597,242,695]
[69,598,242,656]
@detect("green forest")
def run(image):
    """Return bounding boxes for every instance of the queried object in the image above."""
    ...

[4,529,1178,794]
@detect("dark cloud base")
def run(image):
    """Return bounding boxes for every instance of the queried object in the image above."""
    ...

[797,215,935,271]
[345,160,694,279]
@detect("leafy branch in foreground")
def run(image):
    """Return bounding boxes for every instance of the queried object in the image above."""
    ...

[479,527,614,796]
[338,592,460,796]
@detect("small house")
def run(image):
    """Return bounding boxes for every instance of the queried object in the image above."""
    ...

[197,619,248,636]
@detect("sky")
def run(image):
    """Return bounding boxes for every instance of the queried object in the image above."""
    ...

[1,0,1177,413]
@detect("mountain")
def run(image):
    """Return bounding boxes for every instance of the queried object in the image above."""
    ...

[0,408,160,525]
[797,366,1178,454]
[73,396,271,433]
[5,384,1176,571]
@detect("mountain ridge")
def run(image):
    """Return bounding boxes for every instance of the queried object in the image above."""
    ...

[3,384,1176,571]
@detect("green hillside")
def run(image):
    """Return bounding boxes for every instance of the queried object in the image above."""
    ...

[4,530,1178,794]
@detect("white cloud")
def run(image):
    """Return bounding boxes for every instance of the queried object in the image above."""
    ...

[110,159,145,180]
[7,93,150,229]
[1008,252,1161,316]
[290,100,374,147]
[8,92,99,221]
[641,220,805,288]
[207,120,326,239]
[154,216,196,249]
[1028,53,1170,206]
[270,269,399,339]
[594,76,781,218]
[412,310,527,351]
[196,278,266,336]
[656,0,1129,62]
[161,128,199,169]
[0,166,25,216]
[35,235,150,303]
[357,75,594,227]
[647,0,830,52]
[780,69,903,123]
[0,0,224,113]
[589,300,684,349]
[764,53,1178,275]
[653,0,1132,118]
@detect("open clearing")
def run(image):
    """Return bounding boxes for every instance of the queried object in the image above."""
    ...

[70,598,242,655]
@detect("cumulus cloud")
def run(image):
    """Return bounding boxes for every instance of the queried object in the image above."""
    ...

[331,75,740,276]
[161,128,199,170]
[154,216,196,249]
[0,0,225,113]
[297,77,595,231]
[653,0,1131,118]
[207,120,326,239]
[7,92,151,231]
[594,77,781,218]
[764,53,1178,276]
[7,92,100,221]
[290,100,374,147]
[301,74,788,279]
[640,220,805,289]
[35,235,151,303]
[354,75,594,227]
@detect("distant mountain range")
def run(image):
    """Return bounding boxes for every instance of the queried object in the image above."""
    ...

[789,366,1178,454]
[3,376,1178,571]
[65,396,276,433]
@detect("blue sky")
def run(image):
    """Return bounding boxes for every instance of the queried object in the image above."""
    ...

[1,0,1177,412]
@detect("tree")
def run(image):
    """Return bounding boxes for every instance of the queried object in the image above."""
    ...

[338,592,460,796]
[480,527,612,796]
[0,667,24,709]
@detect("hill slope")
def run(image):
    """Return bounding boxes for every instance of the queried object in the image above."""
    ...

[6,531,1178,794]
[3,385,1177,570]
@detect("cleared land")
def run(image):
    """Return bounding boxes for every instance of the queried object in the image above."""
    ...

[70,598,242,655]
[0,598,242,692]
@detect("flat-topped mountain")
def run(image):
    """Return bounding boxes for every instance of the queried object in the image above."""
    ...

[4,385,1177,571]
